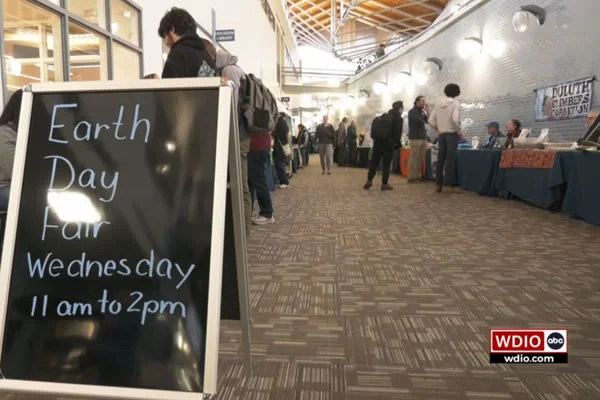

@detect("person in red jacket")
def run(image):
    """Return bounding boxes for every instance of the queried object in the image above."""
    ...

[248,132,275,225]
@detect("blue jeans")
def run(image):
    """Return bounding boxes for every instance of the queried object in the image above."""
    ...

[248,151,274,218]
[302,147,310,166]
[436,133,458,186]
[0,186,9,209]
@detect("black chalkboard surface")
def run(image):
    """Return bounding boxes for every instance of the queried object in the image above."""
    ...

[0,81,231,398]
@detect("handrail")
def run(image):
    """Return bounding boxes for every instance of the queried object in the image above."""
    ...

[346,0,490,85]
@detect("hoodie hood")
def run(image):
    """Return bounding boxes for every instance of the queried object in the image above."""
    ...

[172,32,206,51]
[438,97,458,109]
[216,51,238,69]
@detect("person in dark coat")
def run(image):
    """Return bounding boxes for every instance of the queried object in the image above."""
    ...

[364,101,403,191]
[158,7,216,78]
[272,114,290,188]
[346,120,358,167]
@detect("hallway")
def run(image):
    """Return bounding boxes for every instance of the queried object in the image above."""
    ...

[217,162,600,399]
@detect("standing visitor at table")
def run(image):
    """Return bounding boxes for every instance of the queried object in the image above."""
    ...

[347,120,358,167]
[316,115,335,175]
[408,95,429,183]
[429,84,461,193]
[504,119,522,149]
[0,89,22,209]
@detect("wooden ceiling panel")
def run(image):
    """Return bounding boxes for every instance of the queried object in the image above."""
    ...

[286,0,449,59]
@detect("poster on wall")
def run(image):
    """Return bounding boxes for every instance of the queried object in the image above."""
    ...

[534,76,595,121]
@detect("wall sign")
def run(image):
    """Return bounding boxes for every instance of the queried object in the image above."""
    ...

[534,76,595,121]
[215,29,235,42]
[281,96,290,102]
[0,79,234,399]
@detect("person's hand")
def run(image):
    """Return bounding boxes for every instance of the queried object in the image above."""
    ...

[424,103,430,113]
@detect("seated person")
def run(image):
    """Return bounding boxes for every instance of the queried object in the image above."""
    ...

[504,119,522,149]
[0,89,22,209]
[481,121,505,149]
[458,133,469,144]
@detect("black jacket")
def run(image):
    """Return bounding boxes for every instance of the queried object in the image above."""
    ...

[273,118,289,145]
[389,109,403,146]
[408,106,428,140]
[162,32,216,78]
[315,123,335,145]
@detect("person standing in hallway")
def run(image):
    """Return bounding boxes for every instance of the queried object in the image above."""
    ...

[0,90,22,209]
[336,117,348,166]
[407,96,429,183]
[428,83,461,193]
[216,49,253,236]
[158,8,216,78]
[346,120,358,167]
[298,124,310,167]
[248,131,275,225]
[315,115,335,174]
[272,114,290,188]
[364,101,403,191]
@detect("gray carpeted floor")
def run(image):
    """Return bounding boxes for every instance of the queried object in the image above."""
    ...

[217,161,600,399]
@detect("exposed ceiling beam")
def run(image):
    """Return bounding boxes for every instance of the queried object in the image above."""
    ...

[288,8,332,44]
[368,0,436,25]
[338,20,431,37]
[286,0,329,31]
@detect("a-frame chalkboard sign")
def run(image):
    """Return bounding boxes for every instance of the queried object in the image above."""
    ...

[0,78,251,400]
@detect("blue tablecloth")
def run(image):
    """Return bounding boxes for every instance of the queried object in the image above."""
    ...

[495,151,578,210]
[562,152,600,225]
[457,150,502,196]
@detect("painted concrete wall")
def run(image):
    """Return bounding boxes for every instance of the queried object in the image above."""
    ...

[347,0,600,142]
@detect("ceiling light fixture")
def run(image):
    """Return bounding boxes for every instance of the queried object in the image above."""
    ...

[458,37,483,59]
[373,81,388,95]
[512,5,546,33]
[424,57,443,75]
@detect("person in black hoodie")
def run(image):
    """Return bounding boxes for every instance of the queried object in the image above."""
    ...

[364,101,403,191]
[272,114,290,188]
[158,8,216,78]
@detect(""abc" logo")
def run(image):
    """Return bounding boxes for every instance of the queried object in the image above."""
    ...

[546,332,565,350]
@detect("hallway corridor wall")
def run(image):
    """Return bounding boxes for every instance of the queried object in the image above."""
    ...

[347,0,600,143]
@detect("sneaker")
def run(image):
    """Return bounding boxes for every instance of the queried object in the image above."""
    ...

[327,170,331,175]
[322,171,326,175]
[381,184,393,191]
[252,215,275,225]
[435,185,442,193]
[279,184,290,189]
[363,180,373,190]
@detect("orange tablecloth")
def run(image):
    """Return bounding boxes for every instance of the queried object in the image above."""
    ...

[400,148,426,177]
[499,150,557,169]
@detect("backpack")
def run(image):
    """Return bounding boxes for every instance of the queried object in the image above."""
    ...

[370,112,393,141]
[239,74,278,135]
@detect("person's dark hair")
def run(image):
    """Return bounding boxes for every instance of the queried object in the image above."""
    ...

[158,7,197,38]
[510,119,521,130]
[297,124,304,130]
[143,73,159,79]
[414,95,424,106]
[200,38,216,61]
[444,83,461,98]
[0,89,23,129]
[392,101,404,111]
[342,117,348,123]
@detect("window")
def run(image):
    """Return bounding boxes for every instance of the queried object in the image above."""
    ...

[2,0,64,92]
[68,22,108,81]
[110,0,139,46]
[112,42,140,80]
[67,0,106,29]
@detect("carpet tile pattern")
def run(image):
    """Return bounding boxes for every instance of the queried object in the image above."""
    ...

[1,163,598,400]
[217,162,600,399]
